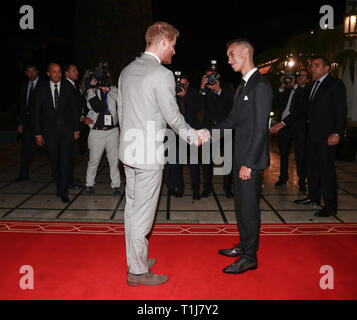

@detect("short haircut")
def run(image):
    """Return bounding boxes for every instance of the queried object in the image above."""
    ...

[24,64,38,71]
[63,64,76,74]
[310,55,330,67]
[226,38,254,57]
[145,21,179,47]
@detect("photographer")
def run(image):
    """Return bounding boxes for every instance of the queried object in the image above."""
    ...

[84,70,121,196]
[198,64,234,198]
[270,72,309,193]
[164,74,202,200]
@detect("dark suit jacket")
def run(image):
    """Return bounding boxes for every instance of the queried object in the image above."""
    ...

[213,70,272,170]
[34,80,80,137]
[18,78,46,126]
[276,85,309,133]
[307,75,347,142]
[200,81,234,128]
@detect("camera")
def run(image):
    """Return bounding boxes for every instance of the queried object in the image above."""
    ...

[84,61,111,90]
[174,71,184,94]
[207,60,218,86]
[282,71,300,86]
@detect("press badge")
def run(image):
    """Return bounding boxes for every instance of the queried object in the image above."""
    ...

[104,115,112,126]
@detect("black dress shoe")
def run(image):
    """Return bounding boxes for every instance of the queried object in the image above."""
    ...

[225,190,234,198]
[176,187,184,198]
[192,189,201,200]
[223,257,257,274]
[112,187,120,196]
[294,197,320,207]
[218,246,241,257]
[314,207,337,217]
[275,180,287,187]
[60,194,70,203]
[201,189,211,198]
[86,186,95,195]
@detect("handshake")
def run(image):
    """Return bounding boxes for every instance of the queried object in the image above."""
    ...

[194,129,211,146]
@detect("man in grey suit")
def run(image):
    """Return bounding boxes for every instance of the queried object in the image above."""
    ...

[117,22,208,286]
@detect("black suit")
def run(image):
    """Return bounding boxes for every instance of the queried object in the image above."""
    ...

[17,78,46,179]
[64,79,89,184]
[306,74,347,210]
[275,85,308,186]
[164,88,201,192]
[200,81,234,193]
[213,70,272,262]
[34,80,80,195]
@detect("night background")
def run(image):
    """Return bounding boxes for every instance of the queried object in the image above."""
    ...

[1,0,347,110]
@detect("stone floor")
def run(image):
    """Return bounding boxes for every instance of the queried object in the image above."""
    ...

[0,139,357,224]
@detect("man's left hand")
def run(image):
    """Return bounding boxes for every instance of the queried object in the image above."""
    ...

[328,134,340,146]
[239,165,252,180]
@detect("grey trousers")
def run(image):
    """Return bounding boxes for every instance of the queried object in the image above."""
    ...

[86,128,120,188]
[124,165,162,274]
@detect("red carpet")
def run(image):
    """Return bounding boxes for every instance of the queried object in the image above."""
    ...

[0,221,357,300]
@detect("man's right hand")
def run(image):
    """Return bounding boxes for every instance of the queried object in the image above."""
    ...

[17,124,23,134]
[35,135,45,147]
[177,86,186,97]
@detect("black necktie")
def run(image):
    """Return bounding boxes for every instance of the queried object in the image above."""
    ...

[54,84,59,108]
[234,79,246,104]
[27,82,34,112]
[309,80,320,101]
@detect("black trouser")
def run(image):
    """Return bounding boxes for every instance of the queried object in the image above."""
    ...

[202,138,233,192]
[278,128,306,187]
[165,141,200,191]
[306,136,337,210]
[18,117,36,178]
[233,166,263,262]
[44,127,74,195]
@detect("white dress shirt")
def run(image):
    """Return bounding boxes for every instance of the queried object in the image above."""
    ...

[243,67,258,85]
[50,81,61,107]
[144,51,161,64]
[26,77,39,104]
[281,84,298,122]
[309,72,329,100]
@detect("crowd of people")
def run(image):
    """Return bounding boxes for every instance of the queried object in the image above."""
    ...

[13,21,347,285]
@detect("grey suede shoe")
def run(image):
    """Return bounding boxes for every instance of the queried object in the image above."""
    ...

[127,270,168,286]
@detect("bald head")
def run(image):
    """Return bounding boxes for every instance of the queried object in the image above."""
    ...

[47,63,62,83]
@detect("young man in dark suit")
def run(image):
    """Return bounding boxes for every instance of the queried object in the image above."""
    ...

[214,39,273,274]
[15,64,46,182]
[34,63,81,203]
[294,55,347,217]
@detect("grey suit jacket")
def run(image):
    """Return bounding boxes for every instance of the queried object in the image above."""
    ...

[117,53,198,170]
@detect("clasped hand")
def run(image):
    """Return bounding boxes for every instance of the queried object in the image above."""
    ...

[194,129,211,146]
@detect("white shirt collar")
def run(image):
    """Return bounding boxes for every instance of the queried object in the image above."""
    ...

[65,77,75,87]
[50,80,61,91]
[29,77,39,87]
[144,51,161,64]
[317,73,329,84]
[243,67,258,85]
